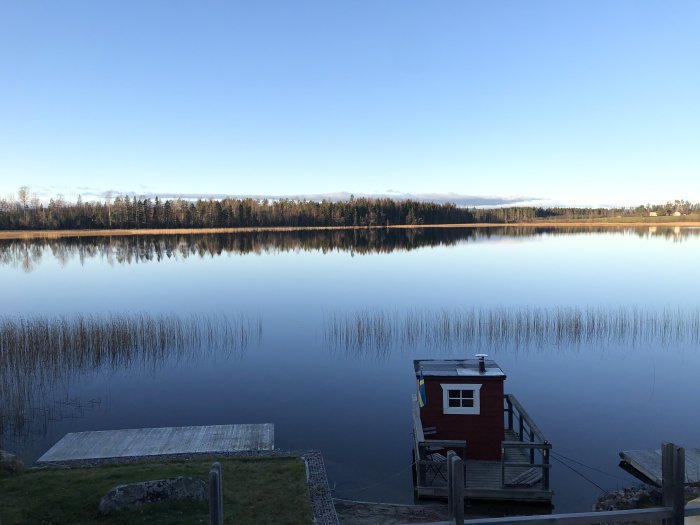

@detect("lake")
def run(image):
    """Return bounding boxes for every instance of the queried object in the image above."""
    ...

[2,226,700,512]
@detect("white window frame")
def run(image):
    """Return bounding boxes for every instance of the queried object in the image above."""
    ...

[441,383,482,415]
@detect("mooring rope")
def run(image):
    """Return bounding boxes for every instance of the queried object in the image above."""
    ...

[550,451,629,482]
[550,454,607,493]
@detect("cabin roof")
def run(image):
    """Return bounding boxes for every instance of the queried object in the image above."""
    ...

[413,358,506,378]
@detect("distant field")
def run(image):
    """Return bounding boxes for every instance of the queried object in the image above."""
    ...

[533,214,700,224]
[1,217,700,240]
[0,456,312,524]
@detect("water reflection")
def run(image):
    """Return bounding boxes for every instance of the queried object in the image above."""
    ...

[2,226,699,272]
[0,313,260,446]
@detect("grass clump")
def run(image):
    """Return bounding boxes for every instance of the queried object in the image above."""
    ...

[0,456,312,524]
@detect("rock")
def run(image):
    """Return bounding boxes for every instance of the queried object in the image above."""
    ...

[98,476,208,515]
[0,449,25,474]
[593,485,700,512]
[593,486,661,511]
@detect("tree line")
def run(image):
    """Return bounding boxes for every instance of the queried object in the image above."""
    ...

[1,188,698,230]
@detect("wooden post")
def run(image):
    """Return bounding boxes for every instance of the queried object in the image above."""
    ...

[501,445,506,487]
[450,455,464,525]
[675,446,686,525]
[447,450,456,520]
[418,444,426,487]
[506,396,514,431]
[210,462,224,525]
[542,444,550,490]
[529,430,535,464]
[519,414,524,441]
[662,443,685,525]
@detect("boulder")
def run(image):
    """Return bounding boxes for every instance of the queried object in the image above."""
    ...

[98,476,208,515]
[594,486,700,512]
[0,449,25,474]
[593,486,661,511]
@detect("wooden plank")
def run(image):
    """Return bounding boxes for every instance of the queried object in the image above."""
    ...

[37,424,274,462]
[620,448,700,487]
[506,467,543,487]
[416,485,553,503]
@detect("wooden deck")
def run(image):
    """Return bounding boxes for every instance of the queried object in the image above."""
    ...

[37,423,274,463]
[412,394,552,504]
[416,430,552,502]
[620,447,700,486]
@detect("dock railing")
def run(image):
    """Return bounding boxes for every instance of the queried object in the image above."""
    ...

[412,395,467,489]
[412,443,695,525]
[503,394,550,490]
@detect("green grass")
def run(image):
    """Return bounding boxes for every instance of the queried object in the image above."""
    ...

[0,457,313,525]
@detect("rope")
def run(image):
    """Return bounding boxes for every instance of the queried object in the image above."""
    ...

[551,451,629,482]
[551,454,607,493]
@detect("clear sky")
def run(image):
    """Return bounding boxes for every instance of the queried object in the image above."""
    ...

[1,1,698,207]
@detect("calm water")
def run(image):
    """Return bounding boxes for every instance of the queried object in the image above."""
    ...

[2,226,700,513]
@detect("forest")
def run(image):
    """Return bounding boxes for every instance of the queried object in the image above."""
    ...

[1,188,698,230]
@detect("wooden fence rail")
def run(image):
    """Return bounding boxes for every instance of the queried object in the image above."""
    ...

[413,443,696,525]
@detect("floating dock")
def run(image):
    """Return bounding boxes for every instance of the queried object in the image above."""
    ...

[619,447,700,486]
[412,358,553,504]
[37,423,274,463]
[413,396,552,503]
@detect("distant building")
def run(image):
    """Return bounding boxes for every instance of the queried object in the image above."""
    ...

[673,211,682,216]
[649,212,658,217]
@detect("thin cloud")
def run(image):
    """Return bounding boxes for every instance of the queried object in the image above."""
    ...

[21,187,543,207]
[95,190,541,207]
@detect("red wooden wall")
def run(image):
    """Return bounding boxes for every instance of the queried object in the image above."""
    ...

[419,375,504,461]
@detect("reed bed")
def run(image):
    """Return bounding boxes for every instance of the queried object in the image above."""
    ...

[0,313,261,442]
[0,313,261,371]
[325,306,700,354]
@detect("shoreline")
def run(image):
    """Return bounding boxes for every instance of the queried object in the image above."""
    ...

[1,221,699,240]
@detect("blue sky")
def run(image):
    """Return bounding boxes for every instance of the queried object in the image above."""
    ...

[1,1,698,207]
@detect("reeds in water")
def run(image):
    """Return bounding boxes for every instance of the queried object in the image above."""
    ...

[0,312,261,443]
[325,306,700,354]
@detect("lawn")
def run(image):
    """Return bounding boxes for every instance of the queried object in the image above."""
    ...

[0,456,313,525]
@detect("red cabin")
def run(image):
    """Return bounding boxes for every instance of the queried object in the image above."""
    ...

[411,356,553,503]
[415,356,505,461]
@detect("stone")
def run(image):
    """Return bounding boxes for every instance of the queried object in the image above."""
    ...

[592,485,700,512]
[98,476,208,515]
[592,486,661,511]
[0,449,25,474]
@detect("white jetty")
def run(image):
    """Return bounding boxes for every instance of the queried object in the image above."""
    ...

[620,447,700,486]
[37,424,274,463]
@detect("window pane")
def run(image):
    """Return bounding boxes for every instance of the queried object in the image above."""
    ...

[461,390,473,399]
[449,399,460,407]
[461,399,474,407]
[449,390,460,399]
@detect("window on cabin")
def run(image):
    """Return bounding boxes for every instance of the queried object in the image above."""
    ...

[448,389,473,408]
[441,383,482,415]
